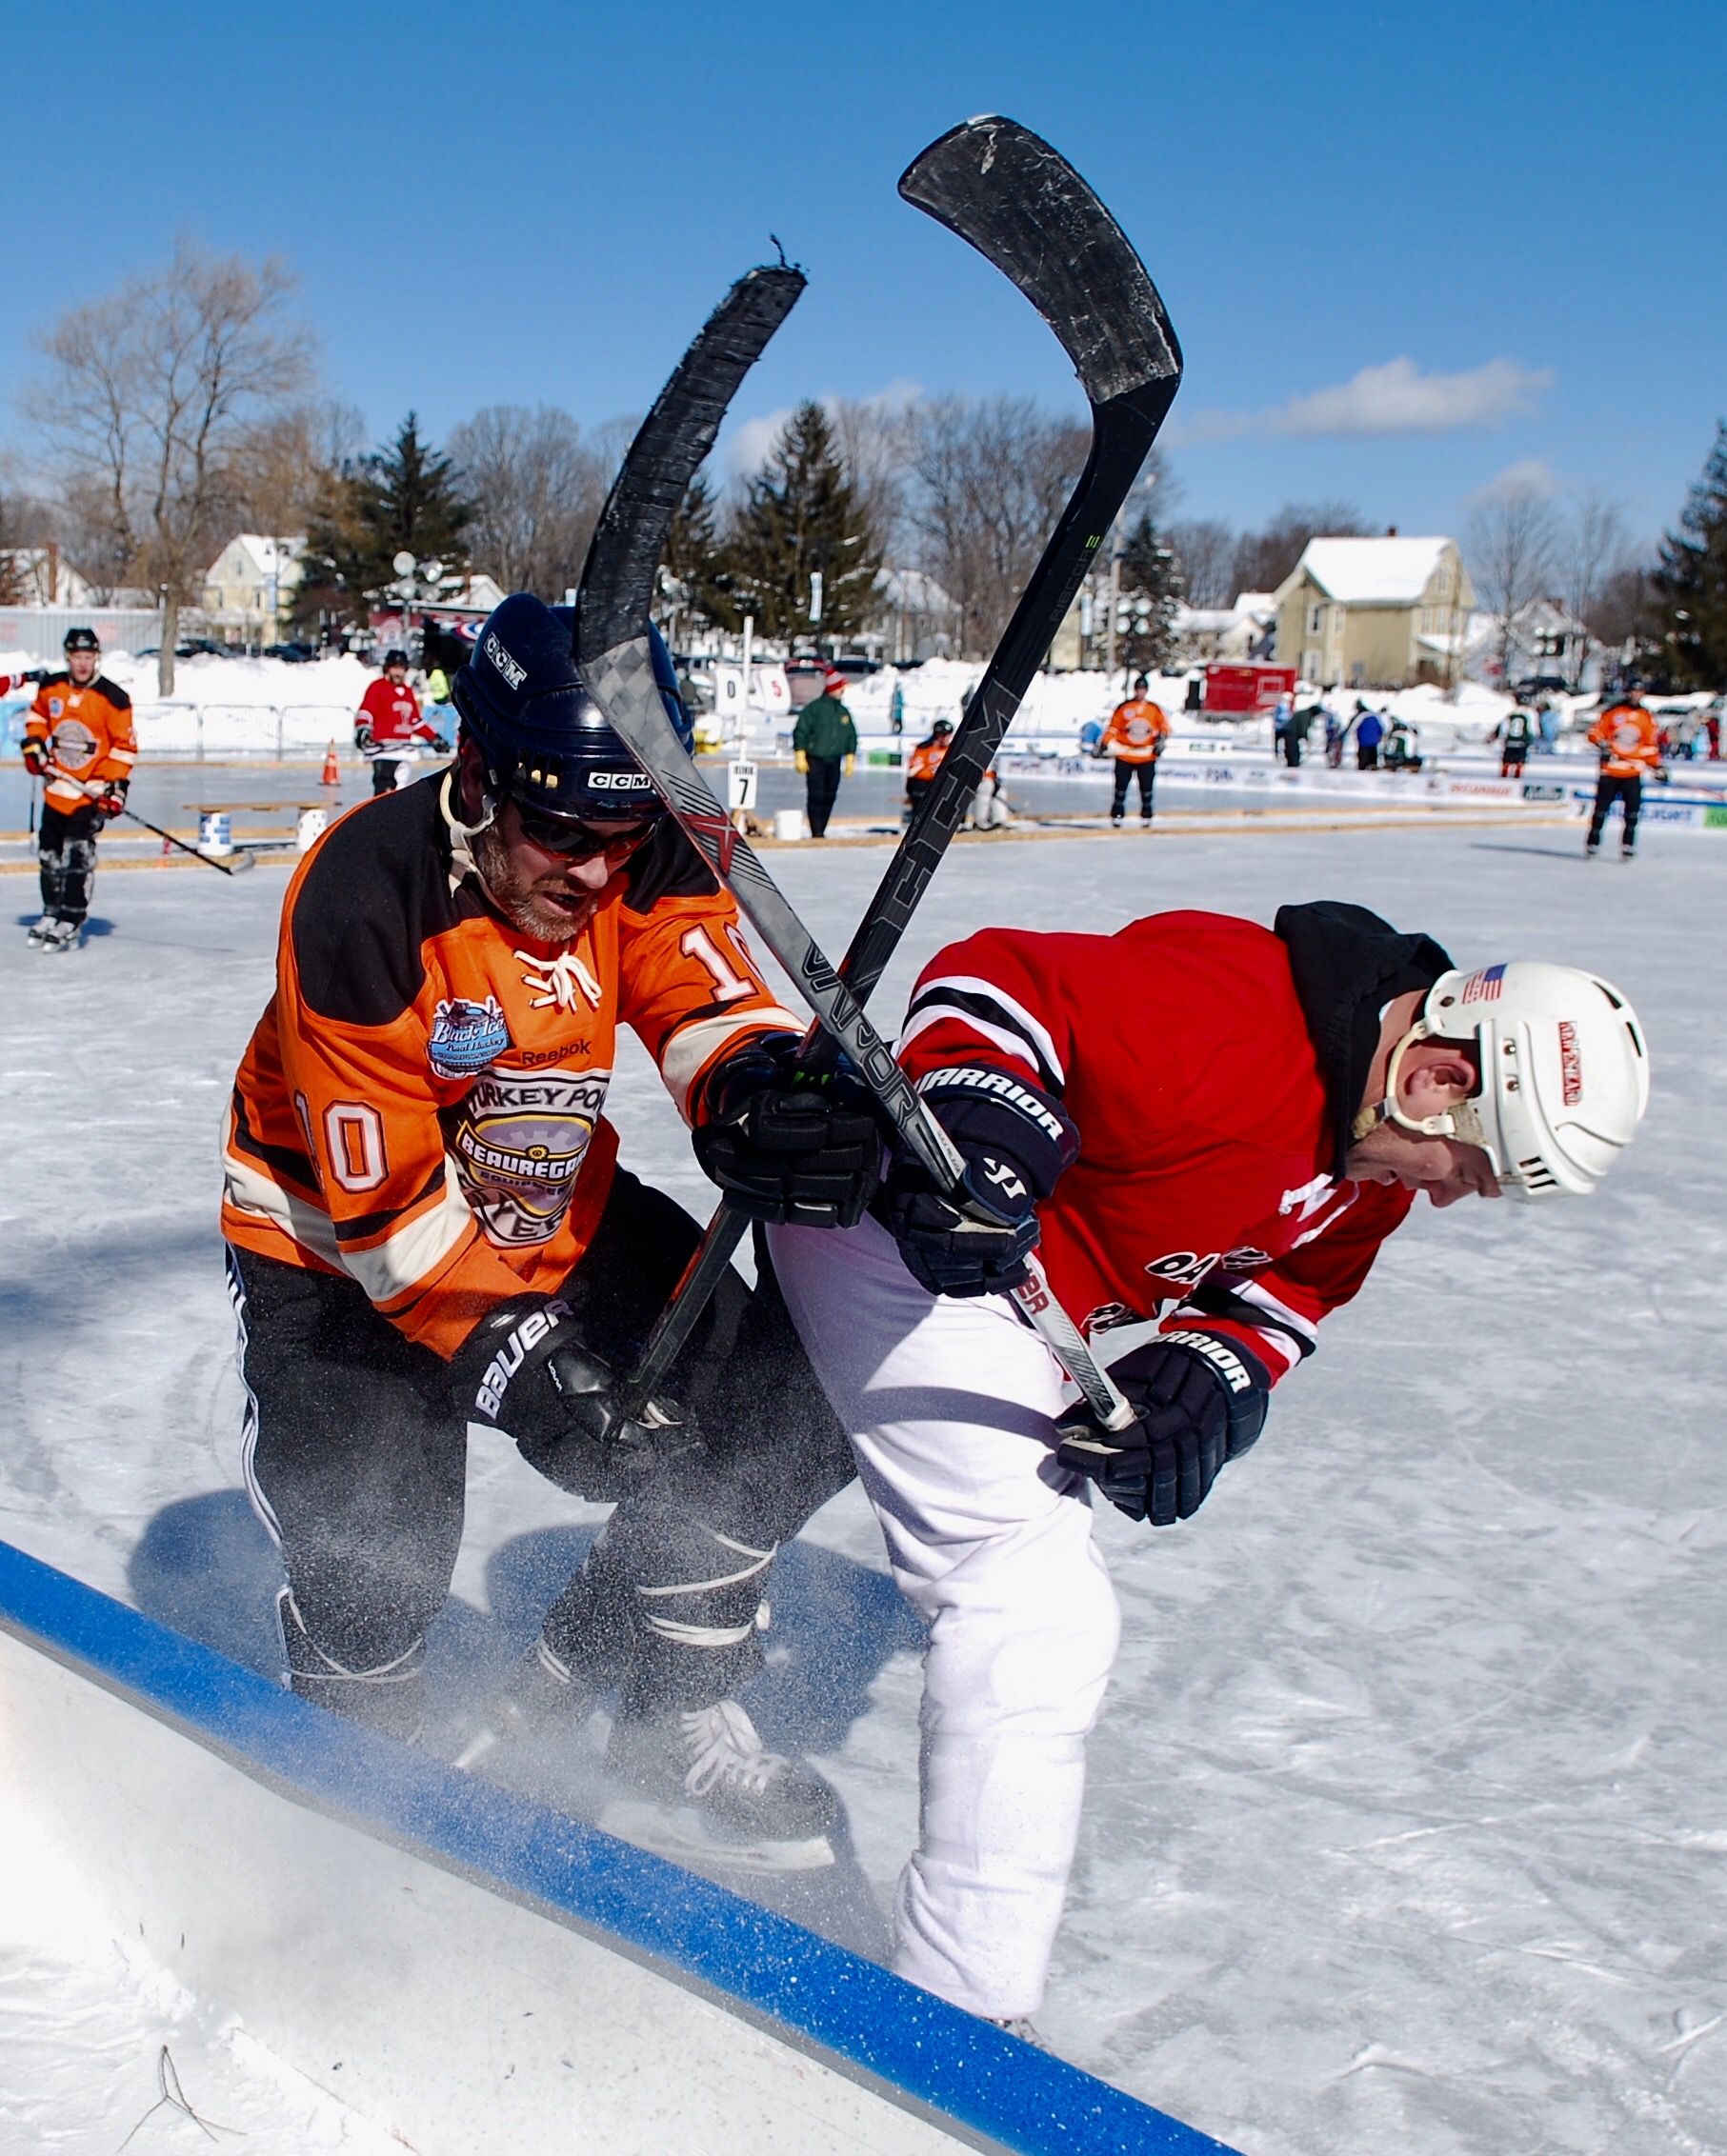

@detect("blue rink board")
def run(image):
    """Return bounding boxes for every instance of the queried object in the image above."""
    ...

[0,1538,1241,2156]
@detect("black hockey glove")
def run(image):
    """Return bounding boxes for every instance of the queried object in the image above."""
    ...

[452,1295,698,1503]
[353,722,373,751]
[1055,1330,1270,1527]
[693,1030,883,1229]
[876,1064,1079,1299]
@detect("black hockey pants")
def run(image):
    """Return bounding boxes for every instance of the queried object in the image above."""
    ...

[1111,758,1157,820]
[229,1168,856,1729]
[1586,772,1642,850]
[803,754,843,837]
[37,802,103,924]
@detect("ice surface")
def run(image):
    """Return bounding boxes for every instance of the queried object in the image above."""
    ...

[1,804,1724,2153]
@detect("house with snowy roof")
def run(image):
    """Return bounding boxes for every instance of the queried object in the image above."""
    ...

[1272,534,1474,689]
[200,534,305,644]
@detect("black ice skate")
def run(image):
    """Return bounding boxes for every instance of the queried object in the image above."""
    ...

[452,1636,598,1773]
[600,1699,837,1874]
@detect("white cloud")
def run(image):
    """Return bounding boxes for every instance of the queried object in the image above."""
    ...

[1170,356,1554,447]
[1469,457,1558,505]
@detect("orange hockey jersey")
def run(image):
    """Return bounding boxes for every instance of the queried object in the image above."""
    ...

[1099,696,1170,763]
[26,671,136,809]
[1588,704,1661,779]
[222,775,801,1359]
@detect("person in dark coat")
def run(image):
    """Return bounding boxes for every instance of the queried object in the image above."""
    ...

[792,669,857,838]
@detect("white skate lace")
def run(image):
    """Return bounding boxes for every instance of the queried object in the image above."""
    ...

[678,1700,782,1797]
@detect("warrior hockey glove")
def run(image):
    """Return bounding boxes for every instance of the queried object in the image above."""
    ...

[693,1030,882,1229]
[1055,1331,1270,1527]
[452,1295,698,1503]
[877,1064,1080,1299]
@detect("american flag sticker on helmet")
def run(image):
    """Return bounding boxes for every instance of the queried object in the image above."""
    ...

[1461,965,1506,1004]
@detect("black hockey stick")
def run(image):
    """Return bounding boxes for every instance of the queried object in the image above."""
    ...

[620,117,1182,1409]
[46,766,255,875]
[573,257,1133,1427]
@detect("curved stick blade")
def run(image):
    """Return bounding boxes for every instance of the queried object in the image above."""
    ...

[574,264,805,660]
[899,116,1180,404]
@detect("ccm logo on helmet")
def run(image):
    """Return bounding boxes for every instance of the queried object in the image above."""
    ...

[484,632,527,689]
[589,769,653,791]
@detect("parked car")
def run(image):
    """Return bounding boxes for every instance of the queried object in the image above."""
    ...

[264,641,319,664]
[1511,674,1568,703]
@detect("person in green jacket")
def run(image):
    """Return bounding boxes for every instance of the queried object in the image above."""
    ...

[792,669,857,838]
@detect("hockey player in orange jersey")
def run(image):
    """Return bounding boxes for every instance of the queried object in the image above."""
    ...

[1098,672,1170,826]
[223,594,880,1869]
[1585,687,1662,859]
[22,625,136,951]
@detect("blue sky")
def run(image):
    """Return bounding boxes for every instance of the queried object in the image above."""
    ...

[7,0,1721,548]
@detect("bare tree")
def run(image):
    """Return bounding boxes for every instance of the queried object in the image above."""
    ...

[828,393,918,561]
[1467,478,1560,683]
[26,237,314,690]
[224,398,365,537]
[1558,489,1629,651]
[447,404,612,598]
[1230,500,1369,598]
[1166,516,1236,608]
[909,394,1089,655]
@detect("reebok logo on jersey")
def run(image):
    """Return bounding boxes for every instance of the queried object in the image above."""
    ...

[918,1065,1067,1145]
[484,632,526,689]
[473,1297,571,1419]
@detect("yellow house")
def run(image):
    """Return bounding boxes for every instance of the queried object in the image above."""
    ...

[200,534,305,646]
[1273,536,1475,689]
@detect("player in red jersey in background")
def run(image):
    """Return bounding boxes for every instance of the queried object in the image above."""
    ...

[770,902,1650,2027]
[354,648,446,794]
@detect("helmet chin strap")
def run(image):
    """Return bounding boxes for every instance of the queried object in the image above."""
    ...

[1352,1020,1490,1148]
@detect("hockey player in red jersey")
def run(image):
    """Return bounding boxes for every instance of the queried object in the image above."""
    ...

[354,649,446,794]
[769,902,1649,2024]
[225,594,874,1868]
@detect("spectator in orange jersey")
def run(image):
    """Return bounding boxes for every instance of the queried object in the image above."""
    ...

[22,626,136,953]
[222,594,881,1871]
[1585,688,1662,860]
[904,716,954,823]
[1099,673,1171,826]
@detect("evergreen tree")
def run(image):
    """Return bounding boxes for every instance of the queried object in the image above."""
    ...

[292,412,472,631]
[660,471,737,639]
[1654,420,1727,688]
[1115,509,1183,676]
[722,402,882,643]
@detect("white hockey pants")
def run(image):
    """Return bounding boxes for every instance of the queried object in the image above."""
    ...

[770,1214,1120,2019]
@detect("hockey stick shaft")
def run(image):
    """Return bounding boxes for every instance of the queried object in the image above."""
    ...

[624,120,1180,1411]
[46,766,251,875]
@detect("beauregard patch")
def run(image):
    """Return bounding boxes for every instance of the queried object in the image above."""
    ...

[428,995,512,1079]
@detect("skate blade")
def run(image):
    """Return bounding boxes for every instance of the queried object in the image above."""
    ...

[599,1798,835,1874]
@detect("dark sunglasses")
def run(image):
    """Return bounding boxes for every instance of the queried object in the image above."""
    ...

[512,802,656,861]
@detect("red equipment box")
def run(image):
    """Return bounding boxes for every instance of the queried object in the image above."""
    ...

[1203,663,1296,716]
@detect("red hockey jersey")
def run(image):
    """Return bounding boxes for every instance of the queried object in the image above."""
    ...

[356,675,435,754]
[896,911,1414,1381]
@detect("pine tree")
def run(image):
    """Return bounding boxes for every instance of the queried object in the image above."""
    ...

[1116,509,1184,676]
[1654,420,1727,688]
[292,412,472,632]
[722,402,882,644]
[660,471,738,639]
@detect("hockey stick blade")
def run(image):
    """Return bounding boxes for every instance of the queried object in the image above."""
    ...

[898,116,1180,406]
[573,264,804,660]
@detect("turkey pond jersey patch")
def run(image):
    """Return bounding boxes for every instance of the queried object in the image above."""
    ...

[222,775,801,1359]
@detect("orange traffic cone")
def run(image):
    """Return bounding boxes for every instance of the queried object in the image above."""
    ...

[320,741,340,788]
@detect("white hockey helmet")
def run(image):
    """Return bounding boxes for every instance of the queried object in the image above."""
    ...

[1383,962,1650,1200]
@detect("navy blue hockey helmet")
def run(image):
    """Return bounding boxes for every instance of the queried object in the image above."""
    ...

[452,591,692,822]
